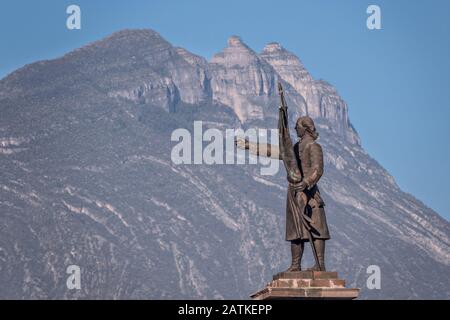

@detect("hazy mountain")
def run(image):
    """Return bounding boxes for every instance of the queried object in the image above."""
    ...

[0,29,448,299]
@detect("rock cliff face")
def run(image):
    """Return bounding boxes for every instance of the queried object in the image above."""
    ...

[209,36,279,122]
[83,29,211,111]
[260,42,359,144]
[0,29,448,299]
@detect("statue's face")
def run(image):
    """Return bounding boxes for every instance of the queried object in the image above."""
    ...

[295,123,306,138]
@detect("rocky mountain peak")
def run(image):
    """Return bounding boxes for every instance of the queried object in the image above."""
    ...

[67,29,211,111]
[206,36,359,145]
[103,28,164,42]
[208,36,280,122]
[76,29,171,57]
[210,35,258,67]
[260,42,312,82]
[259,42,360,145]
[227,35,246,47]
[261,42,284,53]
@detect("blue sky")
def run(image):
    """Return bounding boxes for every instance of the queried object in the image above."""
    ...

[1,0,449,219]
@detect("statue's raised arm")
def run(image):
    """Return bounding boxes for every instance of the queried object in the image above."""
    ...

[235,137,280,159]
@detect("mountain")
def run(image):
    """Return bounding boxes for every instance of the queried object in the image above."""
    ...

[0,29,448,299]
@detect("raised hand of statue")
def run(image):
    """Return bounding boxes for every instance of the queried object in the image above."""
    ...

[234,137,249,150]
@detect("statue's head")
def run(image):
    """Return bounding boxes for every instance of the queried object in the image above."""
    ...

[295,116,318,140]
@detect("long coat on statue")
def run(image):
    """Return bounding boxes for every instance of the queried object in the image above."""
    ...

[285,134,331,241]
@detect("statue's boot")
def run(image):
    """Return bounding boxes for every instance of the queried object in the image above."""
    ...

[307,239,326,271]
[284,240,304,272]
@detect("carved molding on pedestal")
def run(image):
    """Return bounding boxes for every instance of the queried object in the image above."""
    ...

[251,271,359,300]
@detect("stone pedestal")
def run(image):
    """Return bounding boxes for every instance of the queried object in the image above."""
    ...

[250,271,359,300]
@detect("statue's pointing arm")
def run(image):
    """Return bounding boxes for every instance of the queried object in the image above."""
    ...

[235,137,281,160]
[303,143,324,189]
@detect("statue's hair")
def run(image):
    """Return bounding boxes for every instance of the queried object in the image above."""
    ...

[296,116,319,140]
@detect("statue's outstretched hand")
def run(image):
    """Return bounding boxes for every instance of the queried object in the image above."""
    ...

[235,137,249,150]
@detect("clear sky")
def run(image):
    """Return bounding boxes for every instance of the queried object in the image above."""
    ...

[1,0,449,220]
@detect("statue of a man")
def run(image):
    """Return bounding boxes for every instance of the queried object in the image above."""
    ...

[236,115,330,271]
[285,116,330,271]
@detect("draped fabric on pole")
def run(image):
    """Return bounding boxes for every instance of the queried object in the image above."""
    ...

[277,84,302,183]
[277,83,319,266]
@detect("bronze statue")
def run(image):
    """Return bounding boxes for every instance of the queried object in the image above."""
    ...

[236,83,330,271]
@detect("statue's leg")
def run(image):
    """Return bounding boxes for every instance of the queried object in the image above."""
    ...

[284,239,304,272]
[316,239,326,271]
[307,239,326,271]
